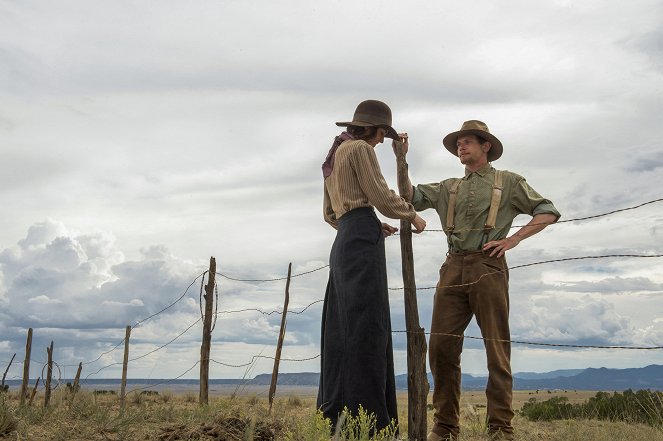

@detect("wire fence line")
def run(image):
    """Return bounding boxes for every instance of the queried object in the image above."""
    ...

[77,317,204,382]
[215,299,325,317]
[210,354,321,369]
[2,198,662,393]
[126,360,201,396]
[4,251,662,383]
[389,253,663,291]
[391,331,663,350]
[415,197,663,234]
[49,270,210,369]
[215,264,330,283]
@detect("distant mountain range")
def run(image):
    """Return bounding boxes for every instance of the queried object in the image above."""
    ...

[248,364,663,391]
[6,365,660,391]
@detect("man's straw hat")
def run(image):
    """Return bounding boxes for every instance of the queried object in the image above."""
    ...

[443,120,503,161]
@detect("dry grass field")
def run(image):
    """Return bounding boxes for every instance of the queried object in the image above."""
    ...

[1,388,661,440]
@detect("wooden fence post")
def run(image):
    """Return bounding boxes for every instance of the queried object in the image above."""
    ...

[394,141,429,441]
[268,262,292,413]
[72,362,82,396]
[44,341,54,407]
[28,377,40,406]
[19,328,33,406]
[1,353,15,390]
[120,326,131,409]
[199,256,216,406]
[69,362,83,407]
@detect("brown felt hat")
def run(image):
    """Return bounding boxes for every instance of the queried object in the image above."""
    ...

[443,120,503,161]
[336,100,400,140]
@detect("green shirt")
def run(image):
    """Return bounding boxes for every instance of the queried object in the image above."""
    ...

[412,164,561,252]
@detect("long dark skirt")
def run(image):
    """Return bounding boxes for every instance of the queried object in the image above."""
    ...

[317,207,398,432]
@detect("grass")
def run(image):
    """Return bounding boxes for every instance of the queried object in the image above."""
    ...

[0,388,661,440]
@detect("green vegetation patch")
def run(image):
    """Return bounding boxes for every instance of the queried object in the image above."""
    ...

[520,389,663,428]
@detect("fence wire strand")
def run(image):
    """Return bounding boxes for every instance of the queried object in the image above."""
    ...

[392,330,663,350]
[215,264,329,283]
[389,253,663,291]
[416,197,663,234]
[81,317,202,381]
[215,299,324,317]
[127,360,200,395]
[210,354,321,368]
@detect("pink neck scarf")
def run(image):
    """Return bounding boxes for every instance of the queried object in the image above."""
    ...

[322,131,355,179]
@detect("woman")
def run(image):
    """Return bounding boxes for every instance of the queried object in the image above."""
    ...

[318,100,426,432]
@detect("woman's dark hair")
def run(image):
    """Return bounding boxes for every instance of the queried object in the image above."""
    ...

[347,125,378,141]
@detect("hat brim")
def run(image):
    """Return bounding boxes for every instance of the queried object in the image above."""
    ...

[336,121,400,140]
[442,129,503,161]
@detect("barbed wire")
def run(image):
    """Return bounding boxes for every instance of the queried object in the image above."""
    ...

[209,354,321,368]
[215,299,324,317]
[215,264,329,283]
[392,330,663,350]
[388,253,663,291]
[40,361,62,391]
[57,271,209,368]
[133,270,207,328]
[415,197,663,234]
[81,317,202,381]
[126,360,200,395]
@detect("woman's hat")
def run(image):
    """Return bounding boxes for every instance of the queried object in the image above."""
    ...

[336,100,400,140]
[443,120,503,161]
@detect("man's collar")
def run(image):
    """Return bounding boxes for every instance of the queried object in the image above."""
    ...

[464,163,493,178]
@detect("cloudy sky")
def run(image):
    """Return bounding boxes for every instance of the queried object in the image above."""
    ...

[1,0,662,385]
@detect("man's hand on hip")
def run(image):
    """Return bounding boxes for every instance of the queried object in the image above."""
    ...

[483,236,522,258]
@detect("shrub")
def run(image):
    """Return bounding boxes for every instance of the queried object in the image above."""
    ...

[283,409,331,441]
[337,405,397,441]
[520,389,663,428]
[287,395,303,407]
[520,396,577,421]
[93,390,116,395]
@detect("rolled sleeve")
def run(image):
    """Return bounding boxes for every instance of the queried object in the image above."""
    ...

[412,183,441,211]
[513,178,561,221]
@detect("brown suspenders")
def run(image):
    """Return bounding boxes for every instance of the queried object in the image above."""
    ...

[445,170,504,250]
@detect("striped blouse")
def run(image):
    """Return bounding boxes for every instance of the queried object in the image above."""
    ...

[323,139,416,228]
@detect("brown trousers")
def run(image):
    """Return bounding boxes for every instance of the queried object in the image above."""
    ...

[429,251,514,439]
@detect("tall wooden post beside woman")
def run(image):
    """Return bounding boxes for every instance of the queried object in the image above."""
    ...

[318,100,427,432]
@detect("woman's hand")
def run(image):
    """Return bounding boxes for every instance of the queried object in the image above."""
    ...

[392,132,409,156]
[381,223,399,237]
[411,214,426,233]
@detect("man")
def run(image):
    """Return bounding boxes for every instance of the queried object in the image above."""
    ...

[396,120,560,440]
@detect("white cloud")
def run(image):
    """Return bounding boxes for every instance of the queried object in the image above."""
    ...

[27,295,62,304]
[1,0,662,378]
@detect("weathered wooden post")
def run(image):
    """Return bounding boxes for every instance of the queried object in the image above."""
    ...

[72,362,82,394]
[119,326,131,409]
[69,362,83,406]
[44,341,54,407]
[19,328,33,406]
[28,377,40,406]
[268,262,292,413]
[1,353,15,390]
[199,256,216,405]
[394,140,429,440]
